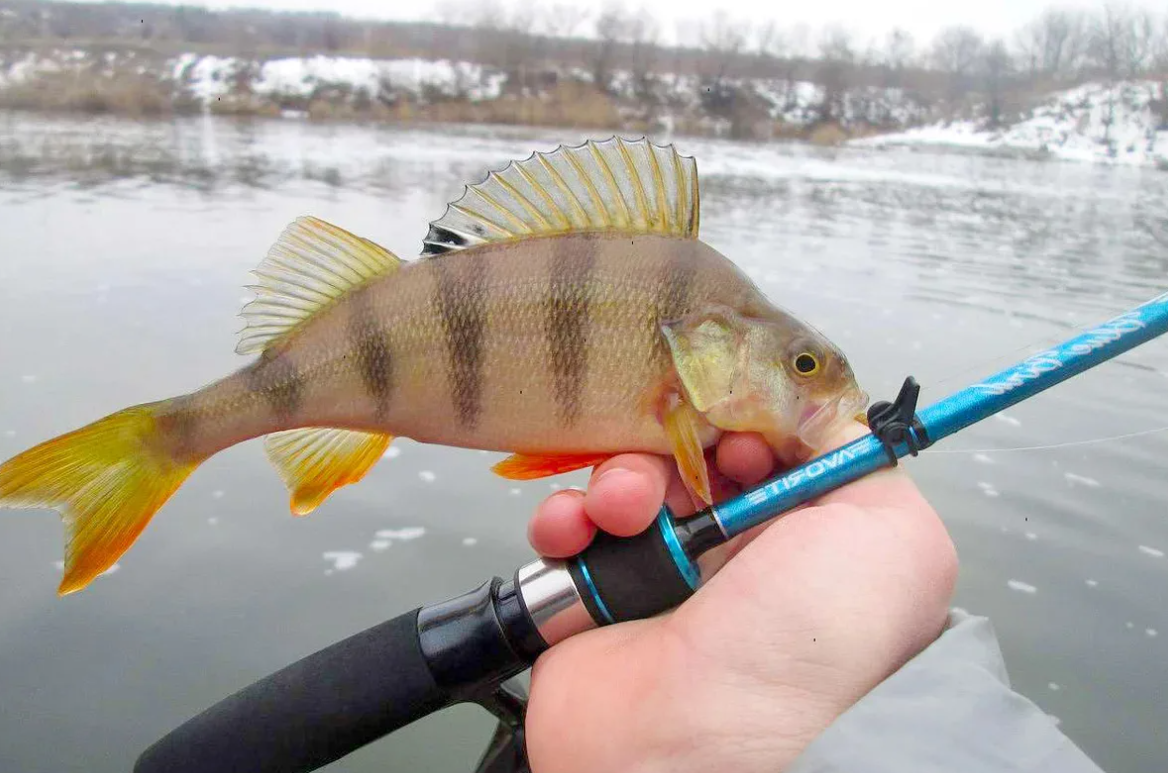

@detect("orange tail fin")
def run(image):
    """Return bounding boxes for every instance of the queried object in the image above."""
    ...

[0,403,199,595]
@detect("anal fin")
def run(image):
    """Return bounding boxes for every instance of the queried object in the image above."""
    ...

[663,394,712,505]
[265,428,393,515]
[492,453,610,480]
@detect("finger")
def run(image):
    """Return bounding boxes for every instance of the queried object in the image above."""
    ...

[528,489,596,557]
[664,472,698,517]
[812,420,930,513]
[715,432,775,486]
[584,454,672,537]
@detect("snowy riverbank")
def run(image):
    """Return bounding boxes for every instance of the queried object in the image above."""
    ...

[854,81,1168,169]
[1,49,1165,168]
[0,48,929,137]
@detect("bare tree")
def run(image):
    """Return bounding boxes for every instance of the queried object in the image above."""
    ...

[699,11,750,85]
[590,5,622,94]
[817,24,856,123]
[756,20,806,114]
[1015,8,1088,80]
[882,28,915,87]
[1125,7,1158,76]
[980,39,1014,127]
[538,3,589,39]
[1154,16,1168,75]
[931,25,985,99]
[1086,3,1138,80]
[624,8,660,103]
[756,20,782,60]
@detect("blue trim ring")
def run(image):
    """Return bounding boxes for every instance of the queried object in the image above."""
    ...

[575,557,615,625]
[657,507,701,590]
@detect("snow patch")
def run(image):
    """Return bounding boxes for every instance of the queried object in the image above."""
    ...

[857,80,1168,169]
[1138,545,1164,558]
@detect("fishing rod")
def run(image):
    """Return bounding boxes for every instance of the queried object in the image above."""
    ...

[134,291,1168,773]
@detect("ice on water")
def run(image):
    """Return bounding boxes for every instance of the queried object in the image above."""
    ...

[1064,472,1101,488]
[376,527,425,542]
[322,551,361,571]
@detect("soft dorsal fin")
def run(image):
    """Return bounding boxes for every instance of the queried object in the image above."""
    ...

[421,137,700,256]
[237,217,402,356]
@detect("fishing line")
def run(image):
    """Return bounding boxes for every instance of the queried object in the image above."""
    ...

[930,423,1168,454]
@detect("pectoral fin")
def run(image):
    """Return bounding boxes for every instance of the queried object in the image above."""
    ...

[663,394,713,505]
[660,308,744,413]
[492,453,611,480]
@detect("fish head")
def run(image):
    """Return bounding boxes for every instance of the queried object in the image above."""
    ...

[662,306,867,452]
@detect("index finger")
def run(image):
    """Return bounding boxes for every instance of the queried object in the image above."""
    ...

[583,453,672,537]
[811,420,931,513]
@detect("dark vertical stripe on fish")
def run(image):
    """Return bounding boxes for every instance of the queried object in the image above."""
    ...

[546,237,596,426]
[653,250,698,359]
[246,348,304,422]
[434,254,487,428]
[348,286,394,421]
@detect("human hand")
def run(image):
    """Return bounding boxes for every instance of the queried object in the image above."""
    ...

[524,423,958,773]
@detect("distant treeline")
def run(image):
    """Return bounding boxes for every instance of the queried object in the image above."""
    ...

[0,0,1166,133]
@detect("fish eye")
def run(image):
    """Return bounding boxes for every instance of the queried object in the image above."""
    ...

[793,352,820,376]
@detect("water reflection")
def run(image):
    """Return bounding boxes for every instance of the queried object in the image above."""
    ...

[0,112,1166,773]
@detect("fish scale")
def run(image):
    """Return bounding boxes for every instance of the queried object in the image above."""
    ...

[0,137,865,594]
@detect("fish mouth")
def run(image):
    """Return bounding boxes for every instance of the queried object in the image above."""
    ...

[797,387,870,450]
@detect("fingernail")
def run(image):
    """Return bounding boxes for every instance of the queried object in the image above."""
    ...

[595,468,635,488]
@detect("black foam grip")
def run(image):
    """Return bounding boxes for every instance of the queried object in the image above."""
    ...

[573,523,696,623]
[135,608,451,773]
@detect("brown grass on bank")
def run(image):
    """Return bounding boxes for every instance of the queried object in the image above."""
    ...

[0,64,880,145]
[807,123,849,146]
[293,82,624,131]
[0,68,177,117]
[406,82,622,129]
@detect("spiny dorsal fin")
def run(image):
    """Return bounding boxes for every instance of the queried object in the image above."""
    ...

[264,427,393,515]
[237,217,402,356]
[421,137,700,256]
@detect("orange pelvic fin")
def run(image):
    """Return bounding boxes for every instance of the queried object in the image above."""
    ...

[264,428,393,516]
[662,393,713,505]
[492,453,611,480]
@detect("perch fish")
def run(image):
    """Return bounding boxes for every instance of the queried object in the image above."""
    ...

[0,137,867,594]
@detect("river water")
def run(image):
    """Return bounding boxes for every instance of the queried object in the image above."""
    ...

[0,112,1165,772]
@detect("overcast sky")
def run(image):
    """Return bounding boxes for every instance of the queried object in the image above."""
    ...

[81,0,1164,46]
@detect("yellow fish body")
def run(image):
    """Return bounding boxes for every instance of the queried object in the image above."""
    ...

[0,138,866,594]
